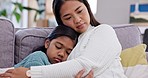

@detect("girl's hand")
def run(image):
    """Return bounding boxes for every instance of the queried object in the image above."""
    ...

[75,69,93,78]
[0,67,29,78]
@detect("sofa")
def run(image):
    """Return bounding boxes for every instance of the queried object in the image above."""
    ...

[0,17,148,68]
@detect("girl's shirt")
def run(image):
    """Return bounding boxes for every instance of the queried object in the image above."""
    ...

[30,24,127,78]
[14,51,51,68]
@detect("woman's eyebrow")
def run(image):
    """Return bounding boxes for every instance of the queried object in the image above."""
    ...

[62,6,81,18]
[75,6,81,12]
[63,14,70,18]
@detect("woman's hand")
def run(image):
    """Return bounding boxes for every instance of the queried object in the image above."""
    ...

[75,69,93,78]
[0,67,29,78]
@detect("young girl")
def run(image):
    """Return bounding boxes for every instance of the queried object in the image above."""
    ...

[14,25,78,68]
[0,0,127,78]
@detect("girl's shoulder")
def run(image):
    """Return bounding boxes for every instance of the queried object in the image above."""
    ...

[27,51,47,59]
[29,51,46,56]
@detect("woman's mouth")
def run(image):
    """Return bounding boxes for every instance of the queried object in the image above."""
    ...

[76,23,85,29]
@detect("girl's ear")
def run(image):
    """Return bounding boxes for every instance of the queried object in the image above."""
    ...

[45,39,50,49]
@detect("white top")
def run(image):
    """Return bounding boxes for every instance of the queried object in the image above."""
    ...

[30,24,127,78]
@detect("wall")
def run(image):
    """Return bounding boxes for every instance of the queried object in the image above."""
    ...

[95,0,139,24]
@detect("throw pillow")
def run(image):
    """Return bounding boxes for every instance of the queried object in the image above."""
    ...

[120,44,148,67]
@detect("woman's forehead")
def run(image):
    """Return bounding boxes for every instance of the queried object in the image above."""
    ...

[60,1,84,14]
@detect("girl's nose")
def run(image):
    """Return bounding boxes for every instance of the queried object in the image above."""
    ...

[57,49,65,58]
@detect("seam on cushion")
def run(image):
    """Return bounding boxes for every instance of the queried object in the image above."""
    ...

[112,24,134,28]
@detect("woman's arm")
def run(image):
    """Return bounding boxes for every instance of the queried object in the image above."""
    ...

[0,67,94,78]
[28,24,122,78]
[0,25,120,78]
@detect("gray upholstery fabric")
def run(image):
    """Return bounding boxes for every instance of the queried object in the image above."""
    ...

[15,27,54,64]
[0,18,147,67]
[112,24,142,50]
[0,18,15,67]
[14,24,143,64]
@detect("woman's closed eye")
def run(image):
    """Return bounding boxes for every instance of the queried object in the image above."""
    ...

[77,9,83,14]
[65,17,71,20]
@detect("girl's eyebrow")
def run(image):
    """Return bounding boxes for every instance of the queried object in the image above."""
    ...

[62,6,81,18]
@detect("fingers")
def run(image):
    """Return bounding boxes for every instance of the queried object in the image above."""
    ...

[0,77,10,78]
[0,69,14,78]
[85,69,94,78]
[75,69,85,78]
[0,73,12,78]
[5,69,14,73]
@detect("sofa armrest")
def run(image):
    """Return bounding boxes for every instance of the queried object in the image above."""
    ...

[0,17,15,67]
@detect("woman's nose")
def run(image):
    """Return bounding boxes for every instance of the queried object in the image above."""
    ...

[74,15,81,24]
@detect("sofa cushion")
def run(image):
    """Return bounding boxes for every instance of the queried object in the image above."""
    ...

[120,44,148,67]
[15,27,54,64]
[0,17,15,67]
[112,24,142,50]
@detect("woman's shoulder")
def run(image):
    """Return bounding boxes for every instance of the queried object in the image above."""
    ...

[93,24,114,32]
[96,24,113,29]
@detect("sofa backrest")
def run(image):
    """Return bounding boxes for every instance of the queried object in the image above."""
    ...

[112,24,142,50]
[15,27,54,64]
[0,17,15,67]
[15,24,142,63]
[0,17,143,67]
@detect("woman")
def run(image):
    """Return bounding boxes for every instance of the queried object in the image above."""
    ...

[0,0,126,78]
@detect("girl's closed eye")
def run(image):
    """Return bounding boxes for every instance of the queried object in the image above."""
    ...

[55,43,62,49]
[66,50,72,55]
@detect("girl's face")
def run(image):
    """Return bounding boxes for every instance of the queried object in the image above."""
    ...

[60,1,90,33]
[45,36,75,64]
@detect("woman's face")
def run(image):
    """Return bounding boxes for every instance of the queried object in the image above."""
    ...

[45,36,75,64]
[60,1,90,33]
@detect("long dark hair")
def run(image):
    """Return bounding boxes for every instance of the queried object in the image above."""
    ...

[35,25,78,53]
[52,0,100,27]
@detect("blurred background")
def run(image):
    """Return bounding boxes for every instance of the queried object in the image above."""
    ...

[0,0,147,33]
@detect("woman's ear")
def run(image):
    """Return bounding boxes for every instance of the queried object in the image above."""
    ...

[45,39,50,49]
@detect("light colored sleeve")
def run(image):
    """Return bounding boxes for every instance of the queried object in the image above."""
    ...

[79,24,122,75]
[30,24,122,78]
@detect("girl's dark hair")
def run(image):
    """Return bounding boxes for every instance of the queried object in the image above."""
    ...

[35,25,78,53]
[47,25,78,42]
[52,0,100,27]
